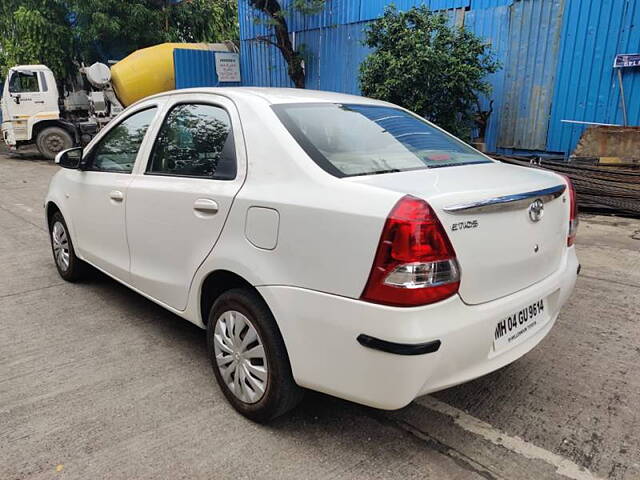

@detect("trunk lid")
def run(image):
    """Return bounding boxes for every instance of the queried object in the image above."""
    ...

[349,162,569,304]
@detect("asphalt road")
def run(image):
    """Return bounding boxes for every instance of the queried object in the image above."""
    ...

[1,151,639,480]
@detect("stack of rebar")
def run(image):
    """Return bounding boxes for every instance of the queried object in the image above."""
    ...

[492,155,640,217]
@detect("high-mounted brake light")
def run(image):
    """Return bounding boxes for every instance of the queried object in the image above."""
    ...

[563,175,579,246]
[361,195,460,307]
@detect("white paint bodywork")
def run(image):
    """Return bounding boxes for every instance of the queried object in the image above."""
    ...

[45,88,579,410]
[1,66,61,146]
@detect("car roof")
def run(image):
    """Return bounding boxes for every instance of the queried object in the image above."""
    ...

[142,87,388,107]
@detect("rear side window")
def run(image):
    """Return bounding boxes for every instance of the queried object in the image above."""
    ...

[9,71,40,93]
[273,103,492,177]
[90,107,158,173]
[147,103,236,180]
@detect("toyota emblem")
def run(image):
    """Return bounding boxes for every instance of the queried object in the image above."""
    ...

[528,199,544,222]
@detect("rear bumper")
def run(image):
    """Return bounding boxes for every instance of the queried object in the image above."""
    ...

[258,248,579,410]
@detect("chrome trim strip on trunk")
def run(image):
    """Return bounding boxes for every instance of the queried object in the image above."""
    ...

[443,184,567,214]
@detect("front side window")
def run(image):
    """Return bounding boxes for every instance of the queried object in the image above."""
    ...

[90,107,157,173]
[273,103,492,177]
[9,71,40,93]
[147,103,236,179]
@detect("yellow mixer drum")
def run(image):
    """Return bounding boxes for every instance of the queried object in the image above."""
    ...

[110,43,212,107]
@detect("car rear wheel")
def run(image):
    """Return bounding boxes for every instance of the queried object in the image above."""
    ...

[49,211,85,281]
[207,288,303,422]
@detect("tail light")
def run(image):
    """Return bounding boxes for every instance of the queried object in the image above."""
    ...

[564,176,579,246]
[361,195,460,307]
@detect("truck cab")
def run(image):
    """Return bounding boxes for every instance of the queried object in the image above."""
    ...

[1,65,74,159]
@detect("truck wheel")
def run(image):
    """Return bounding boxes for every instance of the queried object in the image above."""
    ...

[207,288,304,422]
[36,127,73,160]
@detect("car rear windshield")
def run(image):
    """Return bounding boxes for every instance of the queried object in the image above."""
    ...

[272,103,492,177]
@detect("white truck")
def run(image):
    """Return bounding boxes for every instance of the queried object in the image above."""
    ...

[1,63,123,159]
[1,42,237,159]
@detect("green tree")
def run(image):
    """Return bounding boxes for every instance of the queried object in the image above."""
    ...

[247,0,326,88]
[71,0,168,63]
[359,6,499,140]
[169,0,238,44]
[0,0,74,78]
[72,0,238,63]
[0,0,238,78]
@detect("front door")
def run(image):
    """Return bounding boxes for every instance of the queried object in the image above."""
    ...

[4,69,48,120]
[67,106,161,281]
[125,96,245,310]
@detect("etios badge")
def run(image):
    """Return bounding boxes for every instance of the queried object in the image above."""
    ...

[528,199,544,223]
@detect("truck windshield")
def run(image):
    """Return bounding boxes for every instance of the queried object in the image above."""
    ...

[9,71,40,93]
[273,103,492,177]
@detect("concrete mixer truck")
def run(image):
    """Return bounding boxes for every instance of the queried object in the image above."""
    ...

[1,42,238,159]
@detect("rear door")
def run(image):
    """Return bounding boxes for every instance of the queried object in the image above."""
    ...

[125,94,246,311]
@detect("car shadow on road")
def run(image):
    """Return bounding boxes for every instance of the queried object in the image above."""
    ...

[78,266,404,416]
[62,265,532,478]
[81,264,511,423]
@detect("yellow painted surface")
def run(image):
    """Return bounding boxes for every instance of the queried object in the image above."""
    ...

[598,156,623,164]
[110,43,212,107]
[34,113,59,120]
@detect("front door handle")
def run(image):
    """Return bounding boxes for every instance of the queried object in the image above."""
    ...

[109,190,124,202]
[194,198,219,214]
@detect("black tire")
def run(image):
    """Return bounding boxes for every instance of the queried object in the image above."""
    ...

[36,126,74,160]
[207,288,303,422]
[48,211,85,282]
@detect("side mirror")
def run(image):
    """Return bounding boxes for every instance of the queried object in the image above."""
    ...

[55,147,83,169]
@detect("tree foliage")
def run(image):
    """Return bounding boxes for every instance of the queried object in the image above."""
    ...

[169,0,238,44]
[359,6,499,139]
[248,0,326,88]
[0,0,239,79]
[0,0,74,78]
[71,0,168,64]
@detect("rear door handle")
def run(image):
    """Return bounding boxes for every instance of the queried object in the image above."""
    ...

[194,198,219,214]
[109,190,124,202]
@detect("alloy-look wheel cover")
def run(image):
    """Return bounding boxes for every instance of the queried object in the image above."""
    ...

[52,221,70,271]
[213,310,268,404]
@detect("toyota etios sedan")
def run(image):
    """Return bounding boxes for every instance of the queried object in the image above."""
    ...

[46,88,579,422]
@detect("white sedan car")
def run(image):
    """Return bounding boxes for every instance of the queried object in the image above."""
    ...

[45,88,579,422]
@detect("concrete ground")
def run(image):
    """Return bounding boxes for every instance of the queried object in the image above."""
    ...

[1,151,638,480]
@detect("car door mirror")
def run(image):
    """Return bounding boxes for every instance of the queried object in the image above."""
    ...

[55,147,83,169]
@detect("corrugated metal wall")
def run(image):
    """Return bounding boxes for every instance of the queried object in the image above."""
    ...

[496,0,565,150]
[174,49,242,89]
[547,0,640,154]
[239,0,640,156]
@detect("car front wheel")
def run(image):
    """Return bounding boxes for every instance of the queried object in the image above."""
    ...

[207,288,303,422]
[49,211,85,281]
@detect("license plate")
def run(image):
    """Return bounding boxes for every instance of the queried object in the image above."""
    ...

[493,299,546,352]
